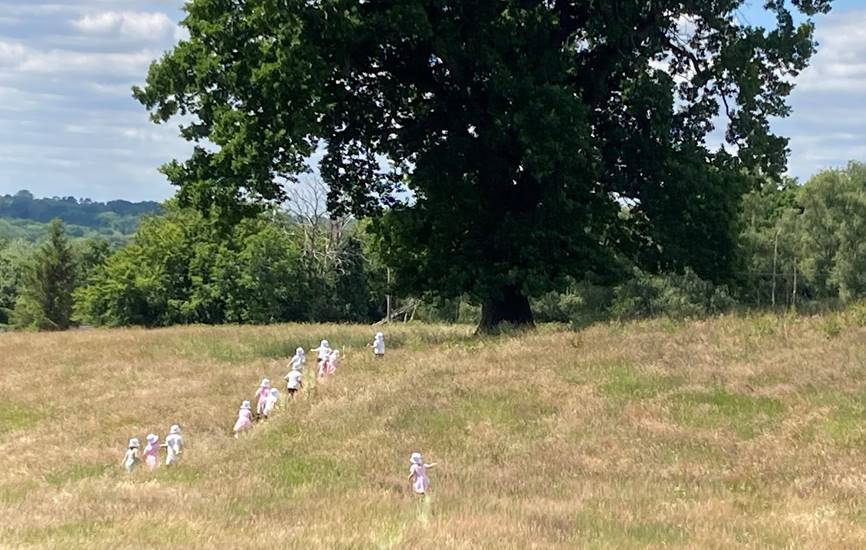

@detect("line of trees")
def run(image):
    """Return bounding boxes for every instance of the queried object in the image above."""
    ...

[3,163,866,331]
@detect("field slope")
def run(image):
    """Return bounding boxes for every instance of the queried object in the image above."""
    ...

[2,314,866,548]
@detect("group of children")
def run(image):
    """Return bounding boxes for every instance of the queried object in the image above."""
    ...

[232,337,350,438]
[121,424,184,473]
[119,330,435,495]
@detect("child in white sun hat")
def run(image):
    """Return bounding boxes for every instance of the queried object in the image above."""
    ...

[311,339,331,367]
[408,452,438,496]
[263,387,279,417]
[163,424,183,466]
[372,332,385,358]
[143,433,160,470]
[255,378,271,417]
[289,347,306,372]
[121,438,140,473]
[284,364,303,397]
[233,400,253,438]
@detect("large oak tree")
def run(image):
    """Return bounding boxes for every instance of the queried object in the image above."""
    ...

[135,0,831,332]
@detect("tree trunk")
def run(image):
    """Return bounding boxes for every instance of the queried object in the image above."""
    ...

[476,285,534,335]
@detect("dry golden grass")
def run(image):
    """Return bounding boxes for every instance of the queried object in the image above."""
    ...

[2,313,866,548]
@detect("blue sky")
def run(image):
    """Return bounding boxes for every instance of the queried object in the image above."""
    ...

[0,1,865,202]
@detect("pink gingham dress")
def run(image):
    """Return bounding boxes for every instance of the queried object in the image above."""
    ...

[143,442,159,469]
[233,408,253,433]
[410,463,429,494]
[255,387,269,415]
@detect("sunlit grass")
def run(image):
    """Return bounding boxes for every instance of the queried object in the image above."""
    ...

[1,313,866,547]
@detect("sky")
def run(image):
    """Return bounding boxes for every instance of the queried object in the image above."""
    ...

[0,1,865,202]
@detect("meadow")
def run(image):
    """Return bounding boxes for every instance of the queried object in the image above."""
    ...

[2,312,866,548]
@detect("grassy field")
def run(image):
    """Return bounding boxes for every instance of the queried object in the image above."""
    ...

[2,312,866,548]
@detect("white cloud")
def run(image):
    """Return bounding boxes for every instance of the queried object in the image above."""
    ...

[0,40,155,77]
[0,41,28,66]
[795,9,866,93]
[72,11,175,40]
[18,49,155,76]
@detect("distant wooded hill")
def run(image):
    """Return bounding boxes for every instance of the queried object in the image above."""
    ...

[0,190,162,243]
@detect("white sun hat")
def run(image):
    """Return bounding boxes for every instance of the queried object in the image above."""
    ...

[241,400,251,410]
[146,433,158,444]
[376,332,384,339]
[129,438,140,448]
[410,452,423,465]
[321,339,329,348]
[260,378,270,388]
[169,424,181,435]
[296,347,304,355]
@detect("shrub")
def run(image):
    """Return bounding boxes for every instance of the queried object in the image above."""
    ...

[610,268,734,320]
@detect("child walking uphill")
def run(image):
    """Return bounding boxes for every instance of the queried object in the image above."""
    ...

[290,347,306,372]
[318,349,340,380]
[143,433,160,470]
[284,365,303,398]
[163,424,183,466]
[328,349,341,375]
[311,340,331,367]
[255,379,270,417]
[408,452,438,497]
[372,332,385,358]
[233,401,253,438]
[263,388,279,418]
[121,438,140,473]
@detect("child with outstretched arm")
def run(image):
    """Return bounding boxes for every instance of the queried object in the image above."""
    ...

[408,452,438,496]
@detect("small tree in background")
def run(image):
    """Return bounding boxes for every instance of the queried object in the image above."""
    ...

[14,219,77,330]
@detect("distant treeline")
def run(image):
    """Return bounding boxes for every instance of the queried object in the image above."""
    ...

[4,163,866,331]
[0,190,161,242]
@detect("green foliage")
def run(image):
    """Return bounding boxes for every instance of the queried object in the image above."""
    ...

[13,220,77,330]
[610,268,735,320]
[75,205,383,327]
[821,315,844,339]
[135,0,827,329]
[532,281,614,327]
[0,239,33,326]
[736,162,866,307]
[0,190,159,238]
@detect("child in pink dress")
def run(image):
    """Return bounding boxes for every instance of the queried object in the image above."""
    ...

[233,400,253,438]
[408,452,438,496]
[255,378,270,417]
[143,433,160,470]
[317,353,331,380]
[326,349,341,376]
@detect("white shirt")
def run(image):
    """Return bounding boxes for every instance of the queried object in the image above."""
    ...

[290,353,305,370]
[165,434,183,463]
[286,370,303,389]
[373,338,385,355]
[264,394,278,415]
